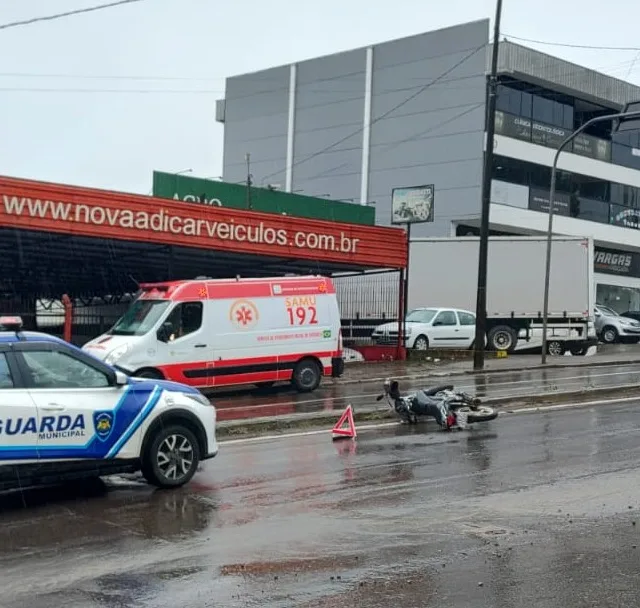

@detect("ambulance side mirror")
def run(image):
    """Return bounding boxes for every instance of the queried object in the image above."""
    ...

[157,322,173,343]
[115,371,129,386]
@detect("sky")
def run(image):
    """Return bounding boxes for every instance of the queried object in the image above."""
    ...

[1,0,640,195]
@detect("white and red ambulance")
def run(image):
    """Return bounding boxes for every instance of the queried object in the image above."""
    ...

[83,275,344,392]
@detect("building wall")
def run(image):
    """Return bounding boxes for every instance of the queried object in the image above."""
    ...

[221,20,489,236]
[367,20,488,236]
[293,49,366,204]
[223,66,290,186]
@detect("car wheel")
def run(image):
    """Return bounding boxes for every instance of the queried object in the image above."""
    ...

[601,326,618,344]
[142,424,200,489]
[292,359,321,392]
[413,335,429,350]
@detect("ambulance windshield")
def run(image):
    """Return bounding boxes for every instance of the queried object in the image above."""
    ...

[109,299,170,336]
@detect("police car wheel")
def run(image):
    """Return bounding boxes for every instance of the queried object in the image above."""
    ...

[292,359,321,393]
[142,425,200,489]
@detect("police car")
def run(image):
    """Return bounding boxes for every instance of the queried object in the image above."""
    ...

[0,317,218,491]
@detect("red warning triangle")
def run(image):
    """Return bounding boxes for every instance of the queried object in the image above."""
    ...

[331,404,356,440]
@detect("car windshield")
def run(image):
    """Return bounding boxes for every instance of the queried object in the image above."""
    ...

[597,305,619,317]
[109,299,171,336]
[406,309,438,323]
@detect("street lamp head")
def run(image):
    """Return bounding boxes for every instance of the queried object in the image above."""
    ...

[614,100,640,133]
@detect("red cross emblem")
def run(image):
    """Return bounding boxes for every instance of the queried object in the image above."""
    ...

[235,305,253,325]
[229,299,259,328]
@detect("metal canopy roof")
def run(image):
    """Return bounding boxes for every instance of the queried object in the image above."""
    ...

[0,228,396,299]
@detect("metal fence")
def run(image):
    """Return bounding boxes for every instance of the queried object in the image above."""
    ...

[333,271,401,346]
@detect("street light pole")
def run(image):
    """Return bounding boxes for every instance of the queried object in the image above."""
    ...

[473,0,503,370]
[540,109,640,364]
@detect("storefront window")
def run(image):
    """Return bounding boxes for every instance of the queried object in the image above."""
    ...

[597,283,640,313]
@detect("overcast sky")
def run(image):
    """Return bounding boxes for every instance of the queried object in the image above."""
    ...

[1,0,639,195]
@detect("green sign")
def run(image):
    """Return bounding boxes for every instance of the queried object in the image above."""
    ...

[152,171,375,226]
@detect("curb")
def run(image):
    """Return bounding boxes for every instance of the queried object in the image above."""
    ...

[217,383,640,440]
[333,357,640,385]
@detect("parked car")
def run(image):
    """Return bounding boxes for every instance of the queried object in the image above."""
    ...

[371,307,476,350]
[621,310,640,323]
[0,316,218,491]
[594,305,640,343]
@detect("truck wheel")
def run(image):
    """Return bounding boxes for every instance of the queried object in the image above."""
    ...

[487,325,517,353]
[142,424,200,489]
[292,359,321,393]
[601,326,618,344]
[413,335,429,351]
[547,340,565,356]
[570,345,587,356]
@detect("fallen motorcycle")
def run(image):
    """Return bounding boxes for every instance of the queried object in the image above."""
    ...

[376,378,498,429]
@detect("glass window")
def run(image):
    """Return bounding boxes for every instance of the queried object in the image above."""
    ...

[457,312,475,326]
[163,302,204,341]
[496,85,521,116]
[111,299,171,336]
[573,197,610,224]
[433,311,457,326]
[406,309,437,324]
[597,285,640,314]
[552,101,564,128]
[563,104,574,129]
[21,350,110,389]
[0,354,14,389]
[520,91,533,118]
[532,95,553,124]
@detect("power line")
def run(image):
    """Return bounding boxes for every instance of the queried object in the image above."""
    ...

[503,34,640,52]
[258,42,488,183]
[0,87,220,94]
[0,0,146,31]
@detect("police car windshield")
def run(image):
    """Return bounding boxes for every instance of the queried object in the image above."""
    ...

[110,300,170,336]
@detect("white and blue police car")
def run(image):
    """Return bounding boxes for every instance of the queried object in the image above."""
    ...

[0,317,218,491]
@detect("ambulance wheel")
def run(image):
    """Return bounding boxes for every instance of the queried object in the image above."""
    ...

[135,368,164,380]
[292,359,321,393]
[142,424,200,489]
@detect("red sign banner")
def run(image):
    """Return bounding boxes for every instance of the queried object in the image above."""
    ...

[0,176,407,269]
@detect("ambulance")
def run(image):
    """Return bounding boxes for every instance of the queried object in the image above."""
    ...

[83,275,344,392]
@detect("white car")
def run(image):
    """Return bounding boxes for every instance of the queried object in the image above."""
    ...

[0,317,218,491]
[371,307,476,350]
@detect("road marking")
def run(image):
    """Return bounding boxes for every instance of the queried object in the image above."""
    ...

[220,394,640,446]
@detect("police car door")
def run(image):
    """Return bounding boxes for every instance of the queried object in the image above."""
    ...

[14,342,123,461]
[0,347,40,464]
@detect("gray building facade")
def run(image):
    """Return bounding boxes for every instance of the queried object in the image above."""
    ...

[218,20,489,237]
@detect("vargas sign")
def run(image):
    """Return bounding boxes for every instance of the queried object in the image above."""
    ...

[594,246,640,278]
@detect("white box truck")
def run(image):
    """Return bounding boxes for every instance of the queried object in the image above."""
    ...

[408,236,597,355]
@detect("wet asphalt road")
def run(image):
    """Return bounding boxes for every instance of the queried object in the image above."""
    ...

[2,399,640,606]
[213,361,640,420]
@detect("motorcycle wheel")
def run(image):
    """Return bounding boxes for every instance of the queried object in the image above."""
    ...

[457,405,498,423]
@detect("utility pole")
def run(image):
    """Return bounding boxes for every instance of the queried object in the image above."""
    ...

[245,153,253,210]
[473,0,504,370]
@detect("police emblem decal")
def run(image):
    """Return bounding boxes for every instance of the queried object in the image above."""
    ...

[93,411,115,441]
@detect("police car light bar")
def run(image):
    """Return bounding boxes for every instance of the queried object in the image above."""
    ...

[0,316,24,331]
